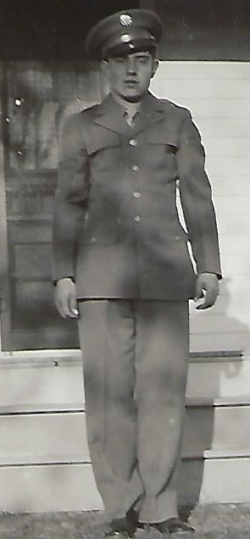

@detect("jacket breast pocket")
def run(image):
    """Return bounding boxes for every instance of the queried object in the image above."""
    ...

[147,133,178,154]
[86,131,120,156]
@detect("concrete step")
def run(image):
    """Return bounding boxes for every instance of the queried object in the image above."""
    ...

[0,351,248,407]
[0,351,249,512]
[184,399,250,456]
[0,400,249,463]
[0,455,250,513]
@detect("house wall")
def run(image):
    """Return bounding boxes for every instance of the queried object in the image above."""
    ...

[150,60,250,354]
[1,60,250,355]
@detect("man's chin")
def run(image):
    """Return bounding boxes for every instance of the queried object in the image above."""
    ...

[124,96,141,103]
[122,92,143,103]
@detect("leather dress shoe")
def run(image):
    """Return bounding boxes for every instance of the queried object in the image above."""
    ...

[152,517,195,534]
[126,508,139,527]
[104,509,138,538]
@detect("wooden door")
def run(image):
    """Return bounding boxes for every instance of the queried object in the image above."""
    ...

[0,61,102,350]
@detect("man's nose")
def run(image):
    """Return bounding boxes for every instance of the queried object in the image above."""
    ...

[126,57,137,74]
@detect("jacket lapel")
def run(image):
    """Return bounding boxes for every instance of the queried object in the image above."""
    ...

[93,94,129,136]
[93,92,166,137]
[132,92,166,135]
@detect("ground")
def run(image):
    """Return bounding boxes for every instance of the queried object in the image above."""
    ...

[0,505,250,539]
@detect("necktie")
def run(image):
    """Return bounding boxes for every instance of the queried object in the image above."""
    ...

[124,110,138,128]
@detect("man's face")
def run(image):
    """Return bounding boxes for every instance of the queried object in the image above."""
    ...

[104,51,158,103]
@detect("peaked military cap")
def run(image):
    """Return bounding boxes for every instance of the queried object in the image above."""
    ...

[86,9,162,60]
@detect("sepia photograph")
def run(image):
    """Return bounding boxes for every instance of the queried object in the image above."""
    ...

[0,1,250,537]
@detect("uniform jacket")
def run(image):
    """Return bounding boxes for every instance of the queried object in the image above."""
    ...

[52,91,221,300]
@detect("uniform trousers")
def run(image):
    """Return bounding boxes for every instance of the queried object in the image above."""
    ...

[78,299,189,523]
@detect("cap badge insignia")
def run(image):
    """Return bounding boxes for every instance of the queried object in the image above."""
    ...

[121,33,131,43]
[120,14,133,26]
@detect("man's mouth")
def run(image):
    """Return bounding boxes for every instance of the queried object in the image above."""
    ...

[124,80,138,85]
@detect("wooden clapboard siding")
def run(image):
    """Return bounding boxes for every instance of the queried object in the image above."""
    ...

[151,61,250,354]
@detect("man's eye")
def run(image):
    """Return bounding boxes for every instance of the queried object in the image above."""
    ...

[137,56,150,64]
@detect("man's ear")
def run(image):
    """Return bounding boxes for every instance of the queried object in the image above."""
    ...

[100,60,111,95]
[151,59,159,79]
[102,59,108,71]
[101,59,110,82]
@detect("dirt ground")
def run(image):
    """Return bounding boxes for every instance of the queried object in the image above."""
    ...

[0,504,249,539]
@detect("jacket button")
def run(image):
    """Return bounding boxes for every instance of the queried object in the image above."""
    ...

[132,165,139,171]
[129,139,138,146]
[134,215,141,222]
[133,191,141,198]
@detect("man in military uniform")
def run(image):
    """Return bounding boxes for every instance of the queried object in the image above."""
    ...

[52,9,221,538]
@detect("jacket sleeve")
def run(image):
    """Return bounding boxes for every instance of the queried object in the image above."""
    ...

[52,113,89,283]
[177,109,222,278]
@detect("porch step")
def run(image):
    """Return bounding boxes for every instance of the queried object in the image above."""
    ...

[0,399,250,463]
[184,398,250,456]
[0,456,250,513]
[0,351,249,511]
[0,351,248,406]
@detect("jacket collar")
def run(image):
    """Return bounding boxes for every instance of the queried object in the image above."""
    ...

[93,92,166,136]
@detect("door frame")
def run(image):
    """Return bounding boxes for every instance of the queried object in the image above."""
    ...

[0,62,11,351]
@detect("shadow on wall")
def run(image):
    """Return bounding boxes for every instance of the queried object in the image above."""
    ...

[178,278,250,511]
[190,277,250,386]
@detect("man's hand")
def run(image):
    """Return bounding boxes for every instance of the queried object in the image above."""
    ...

[54,278,79,318]
[195,272,219,310]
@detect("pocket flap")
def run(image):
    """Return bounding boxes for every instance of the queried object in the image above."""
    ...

[147,133,178,153]
[86,131,120,155]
